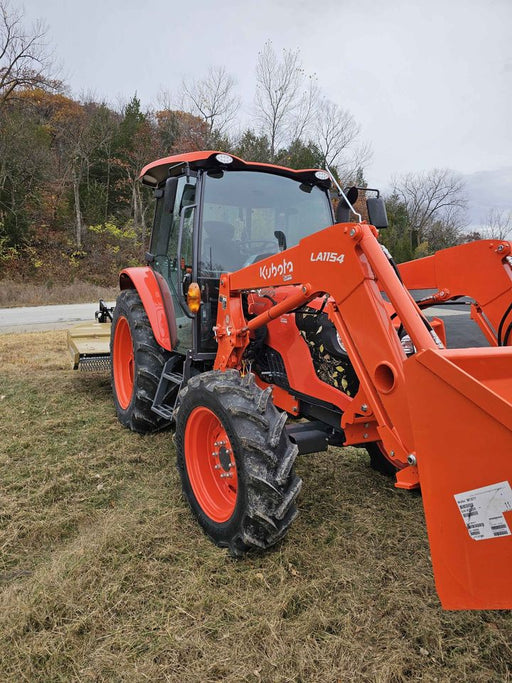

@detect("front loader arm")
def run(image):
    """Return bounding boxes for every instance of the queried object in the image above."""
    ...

[215,222,512,610]
[399,239,512,346]
[214,221,436,467]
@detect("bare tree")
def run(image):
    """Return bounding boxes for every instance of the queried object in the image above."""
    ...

[255,41,316,159]
[287,74,319,143]
[392,168,467,247]
[309,97,371,181]
[254,42,368,175]
[313,98,359,168]
[180,65,240,141]
[0,1,58,107]
[482,208,512,240]
[335,141,373,186]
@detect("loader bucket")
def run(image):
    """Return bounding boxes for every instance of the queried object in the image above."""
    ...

[404,347,512,609]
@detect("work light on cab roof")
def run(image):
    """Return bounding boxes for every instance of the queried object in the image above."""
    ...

[215,153,233,165]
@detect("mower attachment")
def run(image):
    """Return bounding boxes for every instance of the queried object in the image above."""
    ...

[67,300,112,371]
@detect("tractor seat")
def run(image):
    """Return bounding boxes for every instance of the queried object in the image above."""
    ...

[202,220,243,272]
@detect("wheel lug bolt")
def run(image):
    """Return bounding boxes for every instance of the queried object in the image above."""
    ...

[211,451,219,457]
[214,464,221,470]
[220,473,232,478]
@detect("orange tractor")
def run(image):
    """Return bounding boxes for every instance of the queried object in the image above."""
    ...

[105,151,512,610]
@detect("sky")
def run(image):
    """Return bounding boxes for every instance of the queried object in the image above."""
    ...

[20,0,512,225]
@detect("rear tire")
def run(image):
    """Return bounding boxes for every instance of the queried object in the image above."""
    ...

[175,370,301,555]
[111,288,173,433]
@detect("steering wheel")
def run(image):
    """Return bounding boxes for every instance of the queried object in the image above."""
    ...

[240,240,278,256]
[240,240,280,268]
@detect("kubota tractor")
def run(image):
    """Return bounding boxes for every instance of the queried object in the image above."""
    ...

[82,151,512,610]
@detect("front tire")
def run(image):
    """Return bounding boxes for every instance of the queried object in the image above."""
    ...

[366,442,399,476]
[111,288,173,433]
[175,370,301,555]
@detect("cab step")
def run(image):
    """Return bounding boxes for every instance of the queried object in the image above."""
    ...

[151,355,184,421]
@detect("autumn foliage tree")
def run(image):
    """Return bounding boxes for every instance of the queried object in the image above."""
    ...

[155,109,208,154]
[179,66,239,144]
[0,17,377,285]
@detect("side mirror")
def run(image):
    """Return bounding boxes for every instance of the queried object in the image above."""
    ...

[274,229,287,251]
[366,197,388,229]
[182,269,192,295]
[335,186,359,223]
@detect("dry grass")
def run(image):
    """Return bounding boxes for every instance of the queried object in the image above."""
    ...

[0,331,511,682]
[0,279,119,308]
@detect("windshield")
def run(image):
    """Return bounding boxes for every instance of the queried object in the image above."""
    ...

[200,170,333,274]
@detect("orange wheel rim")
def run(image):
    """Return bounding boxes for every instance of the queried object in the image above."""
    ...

[113,316,134,409]
[184,406,238,522]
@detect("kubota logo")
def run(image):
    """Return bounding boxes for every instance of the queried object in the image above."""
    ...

[259,257,294,281]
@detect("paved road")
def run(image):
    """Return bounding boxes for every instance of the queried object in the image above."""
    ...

[426,304,488,348]
[0,299,489,348]
[0,302,115,334]
[413,286,489,348]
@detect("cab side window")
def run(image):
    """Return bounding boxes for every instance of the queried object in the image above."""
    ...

[150,176,196,282]
[148,175,197,352]
[171,178,196,272]
[150,181,175,279]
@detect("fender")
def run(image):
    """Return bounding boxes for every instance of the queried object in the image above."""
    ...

[119,267,177,351]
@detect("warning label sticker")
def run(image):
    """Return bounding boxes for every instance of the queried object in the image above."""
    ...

[454,481,512,541]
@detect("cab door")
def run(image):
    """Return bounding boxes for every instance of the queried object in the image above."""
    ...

[149,175,197,354]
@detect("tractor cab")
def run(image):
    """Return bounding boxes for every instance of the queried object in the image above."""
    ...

[142,151,334,356]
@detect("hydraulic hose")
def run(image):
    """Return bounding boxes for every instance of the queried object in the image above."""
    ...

[497,301,512,346]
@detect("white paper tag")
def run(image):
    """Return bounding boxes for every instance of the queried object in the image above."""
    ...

[454,481,512,541]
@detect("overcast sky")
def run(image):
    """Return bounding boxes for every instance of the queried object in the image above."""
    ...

[21,0,512,224]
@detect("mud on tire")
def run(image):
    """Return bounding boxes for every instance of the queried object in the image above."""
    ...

[111,288,172,433]
[175,370,302,555]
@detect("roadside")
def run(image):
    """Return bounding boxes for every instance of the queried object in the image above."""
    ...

[0,302,116,334]
[0,279,118,308]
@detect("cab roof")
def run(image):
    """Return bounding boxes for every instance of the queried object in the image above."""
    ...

[139,151,332,189]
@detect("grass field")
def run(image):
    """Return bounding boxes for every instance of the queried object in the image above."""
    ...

[0,331,511,682]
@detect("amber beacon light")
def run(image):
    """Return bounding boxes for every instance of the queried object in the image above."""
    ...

[186,282,201,313]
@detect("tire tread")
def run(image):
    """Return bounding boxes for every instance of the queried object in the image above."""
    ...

[111,288,177,434]
[175,370,301,555]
